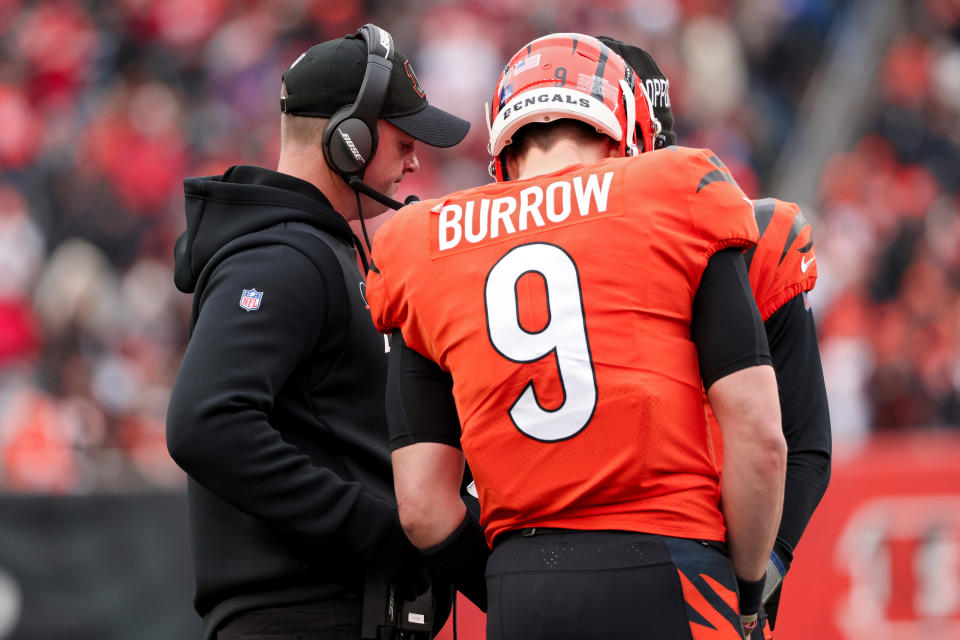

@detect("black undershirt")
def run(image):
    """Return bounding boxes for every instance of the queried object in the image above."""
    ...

[386,331,461,451]
[763,293,832,555]
[691,248,771,389]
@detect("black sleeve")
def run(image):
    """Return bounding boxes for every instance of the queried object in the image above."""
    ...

[692,249,772,389]
[386,330,462,450]
[765,293,832,556]
[166,244,409,563]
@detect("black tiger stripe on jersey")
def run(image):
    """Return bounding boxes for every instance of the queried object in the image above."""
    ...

[778,208,810,264]
[696,169,739,193]
[752,198,777,237]
[708,154,727,169]
[572,35,579,54]
[744,198,777,270]
[696,155,738,192]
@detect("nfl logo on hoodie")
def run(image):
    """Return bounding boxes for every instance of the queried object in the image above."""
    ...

[239,288,263,311]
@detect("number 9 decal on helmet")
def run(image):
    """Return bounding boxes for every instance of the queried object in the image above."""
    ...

[485,33,662,182]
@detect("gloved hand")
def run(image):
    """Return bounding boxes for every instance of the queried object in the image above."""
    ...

[761,542,792,630]
[394,561,430,602]
[422,511,490,612]
[744,543,791,638]
[427,569,454,635]
[762,546,788,603]
[367,514,430,600]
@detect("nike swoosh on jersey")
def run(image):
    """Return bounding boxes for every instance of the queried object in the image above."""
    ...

[800,255,816,273]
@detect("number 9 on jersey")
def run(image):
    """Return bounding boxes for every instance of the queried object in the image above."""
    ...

[484,243,598,442]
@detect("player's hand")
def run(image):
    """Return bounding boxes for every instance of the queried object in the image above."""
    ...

[747,606,773,639]
[762,547,788,604]
[760,543,791,630]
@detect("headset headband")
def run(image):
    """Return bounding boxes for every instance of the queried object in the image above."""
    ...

[351,24,393,126]
[322,23,395,178]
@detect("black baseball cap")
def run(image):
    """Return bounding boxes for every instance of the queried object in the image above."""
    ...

[281,35,469,148]
[597,36,676,148]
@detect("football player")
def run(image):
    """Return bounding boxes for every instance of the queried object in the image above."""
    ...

[367,34,786,639]
[594,36,832,638]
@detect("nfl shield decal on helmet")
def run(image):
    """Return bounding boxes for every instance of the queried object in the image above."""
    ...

[239,288,263,311]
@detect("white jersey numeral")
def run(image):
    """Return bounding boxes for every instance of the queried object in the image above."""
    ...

[484,243,597,442]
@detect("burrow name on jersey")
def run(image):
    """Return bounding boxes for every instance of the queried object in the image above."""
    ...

[438,171,614,251]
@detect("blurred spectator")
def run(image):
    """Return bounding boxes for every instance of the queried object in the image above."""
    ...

[1,0,960,492]
[0,184,44,367]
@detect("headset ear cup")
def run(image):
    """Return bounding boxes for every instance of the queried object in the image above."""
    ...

[322,105,346,174]
[323,115,376,177]
[341,117,376,172]
[322,105,359,178]
[318,24,392,180]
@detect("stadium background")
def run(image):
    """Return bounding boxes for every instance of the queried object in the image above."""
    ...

[0,0,958,638]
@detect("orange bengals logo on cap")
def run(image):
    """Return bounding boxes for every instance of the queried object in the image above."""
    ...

[404,60,425,98]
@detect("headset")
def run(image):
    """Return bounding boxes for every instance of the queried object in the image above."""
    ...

[320,23,417,256]
[176,25,400,292]
[321,23,394,179]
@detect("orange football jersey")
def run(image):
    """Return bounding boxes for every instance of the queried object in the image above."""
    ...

[743,198,817,321]
[367,146,758,545]
[706,197,818,474]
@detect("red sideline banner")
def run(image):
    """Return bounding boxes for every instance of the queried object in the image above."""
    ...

[776,433,960,640]
[436,433,960,640]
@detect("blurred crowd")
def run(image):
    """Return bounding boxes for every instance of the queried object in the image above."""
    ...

[0,0,958,492]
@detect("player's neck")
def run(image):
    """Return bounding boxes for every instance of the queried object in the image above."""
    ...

[512,139,619,180]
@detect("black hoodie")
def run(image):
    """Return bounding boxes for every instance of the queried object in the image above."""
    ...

[166,165,420,638]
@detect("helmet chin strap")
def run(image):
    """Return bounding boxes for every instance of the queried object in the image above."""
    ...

[634,80,663,152]
[486,100,509,182]
[620,79,639,156]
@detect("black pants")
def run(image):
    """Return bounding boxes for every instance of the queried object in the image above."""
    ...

[485,529,744,640]
[216,598,362,640]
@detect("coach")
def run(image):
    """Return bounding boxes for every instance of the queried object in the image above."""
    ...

[166,25,468,640]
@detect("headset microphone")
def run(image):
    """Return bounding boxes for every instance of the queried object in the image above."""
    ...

[319,25,423,262]
[348,176,415,212]
[348,176,419,260]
